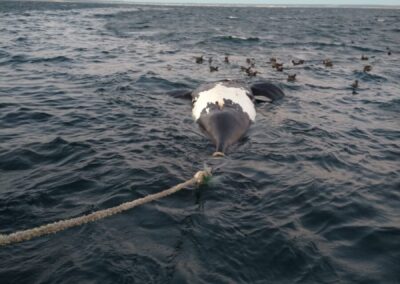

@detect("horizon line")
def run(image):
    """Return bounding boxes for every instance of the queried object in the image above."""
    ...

[6,0,400,7]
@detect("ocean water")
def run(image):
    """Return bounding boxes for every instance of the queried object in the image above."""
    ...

[0,1,399,283]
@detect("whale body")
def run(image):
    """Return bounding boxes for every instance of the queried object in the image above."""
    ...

[188,80,284,156]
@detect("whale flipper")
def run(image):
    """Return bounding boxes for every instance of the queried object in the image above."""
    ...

[251,82,285,103]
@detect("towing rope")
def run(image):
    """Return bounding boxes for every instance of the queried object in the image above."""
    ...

[0,170,211,247]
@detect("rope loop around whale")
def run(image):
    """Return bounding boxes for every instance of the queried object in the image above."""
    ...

[0,170,211,247]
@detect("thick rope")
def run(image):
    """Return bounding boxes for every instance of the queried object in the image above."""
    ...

[0,170,211,247]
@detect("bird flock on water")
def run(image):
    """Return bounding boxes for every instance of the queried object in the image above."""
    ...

[185,47,393,95]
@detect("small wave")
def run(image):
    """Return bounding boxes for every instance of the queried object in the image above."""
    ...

[0,152,35,171]
[159,49,179,55]
[370,128,400,141]
[212,35,260,43]
[0,137,94,171]
[353,70,388,82]
[15,36,28,42]
[297,126,337,140]
[0,50,10,59]
[116,85,133,92]
[305,152,351,173]
[130,24,151,30]
[74,47,88,52]
[34,56,72,63]
[346,127,371,140]
[0,54,27,65]
[94,9,140,20]
[1,108,53,126]
[350,45,383,53]
[135,75,189,93]
[288,41,345,49]
[0,102,18,109]
[283,119,337,140]
[93,13,116,18]
[377,99,400,113]
[305,83,337,90]
[0,54,73,66]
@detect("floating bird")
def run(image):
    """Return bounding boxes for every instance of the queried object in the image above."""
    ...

[363,65,372,72]
[361,55,369,60]
[246,68,259,77]
[270,57,277,63]
[209,66,219,72]
[224,56,230,64]
[240,66,251,72]
[323,59,333,67]
[240,65,258,77]
[272,62,283,69]
[276,66,284,72]
[246,58,256,67]
[287,74,296,82]
[195,56,203,64]
[388,51,392,56]
[351,80,359,94]
[292,59,305,66]
[351,80,358,89]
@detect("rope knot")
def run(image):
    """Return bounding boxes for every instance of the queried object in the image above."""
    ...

[194,170,211,185]
[212,151,225,158]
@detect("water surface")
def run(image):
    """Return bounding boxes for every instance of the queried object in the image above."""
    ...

[0,1,399,283]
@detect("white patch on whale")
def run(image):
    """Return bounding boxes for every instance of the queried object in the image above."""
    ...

[192,83,256,122]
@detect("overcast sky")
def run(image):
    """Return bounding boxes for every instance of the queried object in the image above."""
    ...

[116,0,400,5]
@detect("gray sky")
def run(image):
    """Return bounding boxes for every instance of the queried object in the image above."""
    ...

[117,0,400,5]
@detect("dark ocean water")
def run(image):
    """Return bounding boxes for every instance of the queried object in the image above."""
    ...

[0,1,400,283]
